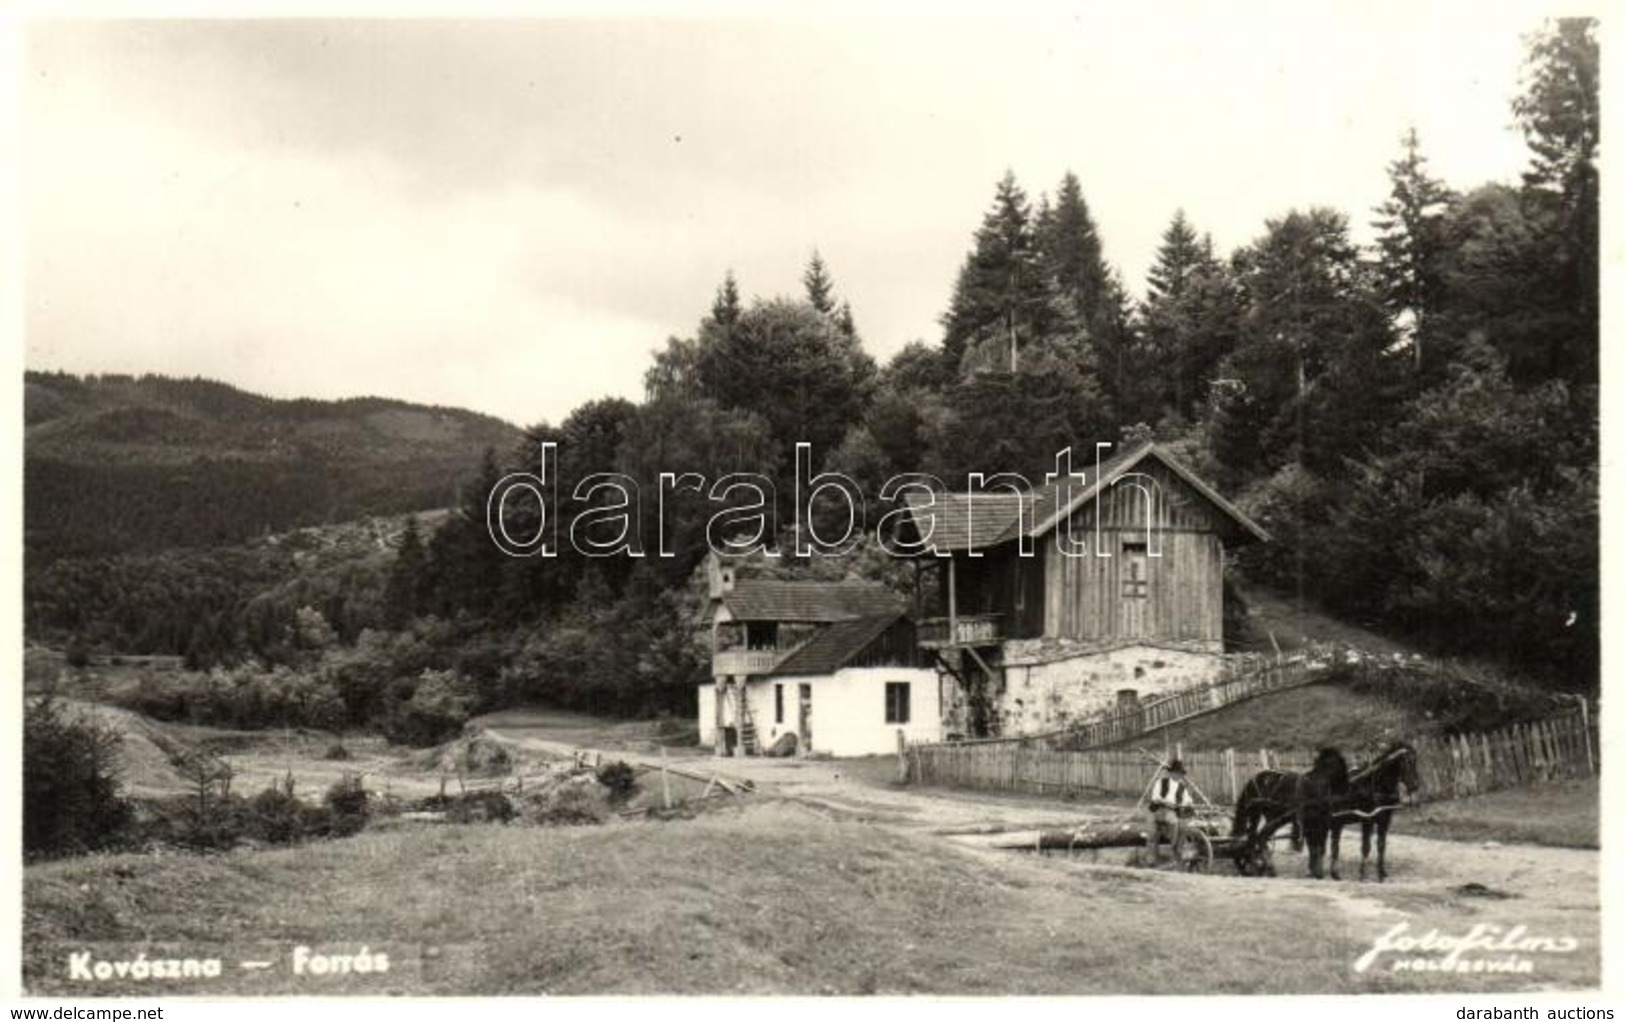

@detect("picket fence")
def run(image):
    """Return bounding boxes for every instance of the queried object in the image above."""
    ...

[907,707,1595,804]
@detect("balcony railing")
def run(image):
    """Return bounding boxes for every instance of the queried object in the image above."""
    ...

[916,614,1002,648]
[712,648,791,677]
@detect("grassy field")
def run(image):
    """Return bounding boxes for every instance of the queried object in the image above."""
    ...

[1402,779,1599,849]
[1130,681,1421,753]
[23,797,1599,996]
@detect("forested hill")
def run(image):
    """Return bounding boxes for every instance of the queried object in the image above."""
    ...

[24,371,523,564]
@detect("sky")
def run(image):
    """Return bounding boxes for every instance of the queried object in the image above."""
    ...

[24,8,1561,429]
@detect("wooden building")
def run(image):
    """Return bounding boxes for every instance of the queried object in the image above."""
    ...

[897,443,1269,738]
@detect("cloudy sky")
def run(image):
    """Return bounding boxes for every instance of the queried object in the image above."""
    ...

[25,9,1557,428]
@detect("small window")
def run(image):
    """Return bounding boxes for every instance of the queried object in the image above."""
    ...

[885,682,911,725]
[774,683,784,724]
[1122,542,1148,599]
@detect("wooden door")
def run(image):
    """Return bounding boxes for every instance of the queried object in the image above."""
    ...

[1121,542,1148,638]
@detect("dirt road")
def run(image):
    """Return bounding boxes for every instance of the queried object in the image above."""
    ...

[475,705,1601,990]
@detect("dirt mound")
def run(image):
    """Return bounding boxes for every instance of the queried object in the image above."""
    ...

[416,729,520,777]
[56,700,197,797]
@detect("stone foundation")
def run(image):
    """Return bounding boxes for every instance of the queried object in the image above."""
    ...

[941,639,1227,737]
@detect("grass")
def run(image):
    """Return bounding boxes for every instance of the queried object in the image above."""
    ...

[1405,779,1599,849]
[1231,583,1420,656]
[1133,681,1423,753]
[23,798,1598,996]
[477,708,699,751]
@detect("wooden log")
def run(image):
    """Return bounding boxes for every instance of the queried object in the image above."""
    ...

[984,821,1149,851]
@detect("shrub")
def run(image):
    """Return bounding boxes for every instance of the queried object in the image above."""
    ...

[246,786,319,844]
[324,773,371,836]
[595,760,639,804]
[65,637,91,669]
[519,780,610,826]
[383,669,477,747]
[430,790,515,824]
[23,697,132,858]
[323,742,352,761]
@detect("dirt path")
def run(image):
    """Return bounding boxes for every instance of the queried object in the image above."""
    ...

[476,704,1599,986]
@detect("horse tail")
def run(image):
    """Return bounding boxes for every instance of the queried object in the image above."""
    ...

[1231,777,1255,838]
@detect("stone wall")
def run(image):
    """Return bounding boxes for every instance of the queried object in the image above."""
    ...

[940,639,1228,737]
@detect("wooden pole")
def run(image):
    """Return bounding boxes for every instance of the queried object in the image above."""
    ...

[1577,696,1596,777]
[896,729,909,783]
[660,746,672,810]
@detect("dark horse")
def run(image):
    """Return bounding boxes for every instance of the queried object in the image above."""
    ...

[1329,743,1421,882]
[1231,747,1351,878]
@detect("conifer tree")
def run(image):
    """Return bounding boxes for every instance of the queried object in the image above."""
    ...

[1371,128,1453,373]
[803,251,837,315]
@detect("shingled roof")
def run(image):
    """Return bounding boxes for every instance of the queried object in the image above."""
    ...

[899,443,1269,551]
[770,613,909,677]
[717,578,904,623]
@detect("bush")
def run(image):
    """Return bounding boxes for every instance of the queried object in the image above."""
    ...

[245,785,324,844]
[422,790,515,824]
[23,698,132,857]
[382,669,477,747]
[595,760,639,803]
[324,773,371,836]
[519,780,610,826]
[65,637,91,669]
[323,742,352,761]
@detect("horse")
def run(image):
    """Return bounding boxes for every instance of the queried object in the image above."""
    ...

[1231,747,1351,879]
[1230,769,1302,874]
[1329,742,1421,882]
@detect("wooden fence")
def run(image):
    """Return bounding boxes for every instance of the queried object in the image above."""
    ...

[907,708,1595,804]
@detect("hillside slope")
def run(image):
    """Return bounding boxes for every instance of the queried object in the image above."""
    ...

[24,371,522,563]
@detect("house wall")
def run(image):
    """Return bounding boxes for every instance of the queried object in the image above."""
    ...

[1043,461,1226,644]
[697,683,716,747]
[997,641,1226,734]
[744,667,941,757]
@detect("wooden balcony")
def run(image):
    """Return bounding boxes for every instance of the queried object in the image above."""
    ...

[916,613,1002,649]
[712,647,791,677]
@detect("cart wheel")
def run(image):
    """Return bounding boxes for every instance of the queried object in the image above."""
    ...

[1177,830,1214,873]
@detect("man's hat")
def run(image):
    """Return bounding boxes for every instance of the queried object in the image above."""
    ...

[1167,758,1185,774]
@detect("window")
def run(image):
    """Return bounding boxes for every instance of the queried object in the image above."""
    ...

[1122,542,1148,599]
[774,683,784,724]
[885,682,911,725]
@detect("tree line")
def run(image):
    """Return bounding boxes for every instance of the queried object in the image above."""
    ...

[29,20,1598,722]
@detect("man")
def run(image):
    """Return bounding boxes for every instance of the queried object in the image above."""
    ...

[1147,758,1195,867]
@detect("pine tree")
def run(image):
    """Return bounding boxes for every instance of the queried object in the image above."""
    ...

[941,171,1052,372]
[803,251,837,315]
[835,300,857,339]
[711,270,742,329]
[1512,17,1598,387]
[384,515,426,628]
[1145,209,1204,303]
[1039,171,1109,324]
[1371,128,1453,373]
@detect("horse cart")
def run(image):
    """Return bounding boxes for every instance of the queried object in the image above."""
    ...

[986,744,1417,880]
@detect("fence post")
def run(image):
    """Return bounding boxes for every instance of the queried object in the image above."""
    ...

[896,729,908,783]
[1577,697,1595,777]
[661,746,672,810]
[1225,748,1237,804]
